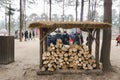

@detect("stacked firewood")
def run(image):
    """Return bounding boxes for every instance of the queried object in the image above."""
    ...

[41,39,102,71]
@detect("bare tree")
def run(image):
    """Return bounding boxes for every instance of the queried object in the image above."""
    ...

[87,0,91,20]
[119,1,120,34]
[100,0,112,71]
[75,0,78,21]
[20,0,23,41]
[80,0,84,21]
[49,0,52,21]
[87,0,97,21]
[8,4,11,36]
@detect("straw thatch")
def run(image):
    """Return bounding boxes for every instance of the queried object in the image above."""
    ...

[29,21,111,29]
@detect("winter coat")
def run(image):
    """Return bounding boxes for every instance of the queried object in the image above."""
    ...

[117,34,120,42]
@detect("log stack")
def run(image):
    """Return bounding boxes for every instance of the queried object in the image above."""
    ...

[41,39,102,71]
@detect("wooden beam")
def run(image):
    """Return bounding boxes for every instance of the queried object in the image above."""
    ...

[95,29,100,68]
[37,69,103,75]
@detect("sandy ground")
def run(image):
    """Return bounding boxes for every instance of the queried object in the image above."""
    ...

[0,38,120,80]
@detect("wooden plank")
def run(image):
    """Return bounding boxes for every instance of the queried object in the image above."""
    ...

[37,69,103,75]
[95,29,100,68]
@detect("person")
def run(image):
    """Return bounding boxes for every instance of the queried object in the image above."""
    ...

[68,37,73,47]
[62,31,69,45]
[15,30,18,39]
[70,32,75,41]
[22,31,24,38]
[80,33,84,45]
[74,33,80,45]
[29,31,32,40]
[51,35,56,45]
[32,30,35,39]
[55,30,62,44]
[76,28,84,45]
[116,34,120,46]
[24,30,28,41]
[47,35,52,46]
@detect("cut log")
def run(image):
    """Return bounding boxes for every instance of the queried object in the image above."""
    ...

[41,67,46,71]
[62,64,67,70]
[99,62,103,70]
[48,63,52,68]
[87,64,93,70]
[64,57,68,61]
[43,61,49,65]
[48,67,54,71]
[92,63,97,68]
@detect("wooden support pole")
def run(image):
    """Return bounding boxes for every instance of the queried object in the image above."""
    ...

[43,29,48,52]
[86,29,96,54]
[40,28,43,68]
[45,29,48,51]
[88,30,93,54]
[88,33,92,54]
[45,37,48,51]
[95,29,100,68]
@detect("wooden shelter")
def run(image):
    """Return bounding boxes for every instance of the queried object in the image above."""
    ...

[29,21,111,75]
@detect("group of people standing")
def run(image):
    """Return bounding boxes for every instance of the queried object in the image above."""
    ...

[24,30,35,41]
[47,30,84,46]
[15,30,35,41]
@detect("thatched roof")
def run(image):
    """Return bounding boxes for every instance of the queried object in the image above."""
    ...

[29,21,111,29]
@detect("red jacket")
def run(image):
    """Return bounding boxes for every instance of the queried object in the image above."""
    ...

[69,38,73,43]
[117,34,120,42]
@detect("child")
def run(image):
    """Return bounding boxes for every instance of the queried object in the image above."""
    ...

[116,34,120,46]
[69,37,73,47]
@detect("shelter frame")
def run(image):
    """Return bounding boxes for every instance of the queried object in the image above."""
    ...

[29,21,111,75]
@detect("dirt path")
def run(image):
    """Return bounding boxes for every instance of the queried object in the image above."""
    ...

[0,38,120,80]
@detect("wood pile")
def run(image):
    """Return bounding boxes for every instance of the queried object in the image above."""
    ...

[41,39,102,71]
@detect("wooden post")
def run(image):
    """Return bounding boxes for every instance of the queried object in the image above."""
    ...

[40,28,43,68]
[45,35,48,51]
[42,29,48,53]
[44,29,48,51]
[88,33,92,54]
[95,29,100,68]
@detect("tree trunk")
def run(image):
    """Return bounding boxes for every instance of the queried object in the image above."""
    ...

[100,0,112,71]
[49,0,52,21]
[75,0,78,21]
[91,0,97,21]
[62,0,65,21]
[23,0,26,30]
[5,2,7,30]
[80,0,84,21]
[20,0,23,41]
[8,4,11,36]
[119,1,120,34]
[87,0,91,20]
